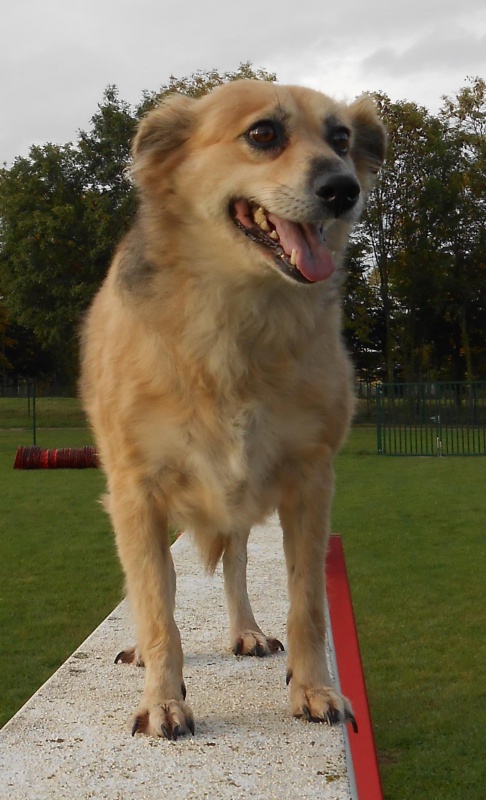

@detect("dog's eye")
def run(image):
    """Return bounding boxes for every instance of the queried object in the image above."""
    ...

[332,127,351,155]
[246,121,281,149]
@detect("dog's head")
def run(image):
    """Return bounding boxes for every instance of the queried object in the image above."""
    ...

[131,80,386,286]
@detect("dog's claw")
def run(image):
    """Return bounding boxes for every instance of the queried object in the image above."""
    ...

[233,639,243,656]
[115,650,128,664]
[115,646,143,666]
[326,709,340,726]
[131,715,143,736]
[161,724,172,740]
[286,669,293,685]
[233,633,283,657]
[300,702,357,730]
[345,709,358,734]
[131,702,193,740]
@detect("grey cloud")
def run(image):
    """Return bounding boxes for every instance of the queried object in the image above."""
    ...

[363,28,486,77]
[1,0,485,164]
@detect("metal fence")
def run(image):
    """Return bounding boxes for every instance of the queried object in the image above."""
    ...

[376,382,486,456]
[2,381,486,456]
[0,387,88,447]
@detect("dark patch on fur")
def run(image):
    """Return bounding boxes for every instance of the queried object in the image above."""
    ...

[350,108,387,173]
[323,114,348,147]
[117,227,155,294]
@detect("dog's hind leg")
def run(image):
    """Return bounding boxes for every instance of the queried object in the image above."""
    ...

[109,481,194,740]
[114,644,144,666]
[223,529,284,657]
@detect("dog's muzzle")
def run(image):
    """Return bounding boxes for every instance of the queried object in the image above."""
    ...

[230,200,336,284]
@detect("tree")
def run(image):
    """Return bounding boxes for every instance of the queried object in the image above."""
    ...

[441,77,486,153]
[0,302,13,385]
[77,85,138,268]
[0,86,141,384]
[342,233,385,381]
[0,310,56,387]
[0,65,277,384]
[355,96,447,381]
[439,77,486,380]
[2,67,483,385]
[351,81,486,383]
[0,143,92,382]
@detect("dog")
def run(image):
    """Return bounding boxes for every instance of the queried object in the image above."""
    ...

[80,79,386,740]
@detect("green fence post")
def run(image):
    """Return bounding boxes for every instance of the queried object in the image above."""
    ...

[376,384,383,454]
[32,382,37,446]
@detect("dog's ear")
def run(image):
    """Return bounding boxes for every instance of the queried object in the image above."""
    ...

[131,93,196,177]
[348,96,387,177]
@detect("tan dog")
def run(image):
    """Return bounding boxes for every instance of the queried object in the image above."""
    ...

[80,79,386,740]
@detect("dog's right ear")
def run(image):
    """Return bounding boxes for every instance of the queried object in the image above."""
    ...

[131,94,195,176]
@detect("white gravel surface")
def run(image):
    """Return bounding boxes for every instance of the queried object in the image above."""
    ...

[0,517,354,799]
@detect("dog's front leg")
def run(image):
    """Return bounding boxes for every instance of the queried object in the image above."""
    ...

[109,482,194,739]
[279,459,357,732]
[223,530,284,657]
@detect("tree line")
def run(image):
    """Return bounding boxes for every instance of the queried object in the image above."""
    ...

[0,64,484,389]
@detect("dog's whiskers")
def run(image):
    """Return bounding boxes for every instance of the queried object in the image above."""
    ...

[249,187,317,221]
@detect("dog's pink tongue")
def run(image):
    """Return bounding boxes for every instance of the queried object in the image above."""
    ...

[268,215,335,282]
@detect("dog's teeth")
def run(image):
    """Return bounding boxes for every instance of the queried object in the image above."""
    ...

[253,207,266,225]
[253,206,271,232]
[252,204,279,237]
[290,249,298,266]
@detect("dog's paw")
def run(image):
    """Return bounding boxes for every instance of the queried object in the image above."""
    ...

[131,700,195,740]
[232,630,284,657]
[114,645,144,667]
[290,684,358,733]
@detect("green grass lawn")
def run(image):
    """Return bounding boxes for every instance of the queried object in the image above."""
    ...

[0,428,123,726]
[333,452,486,800]
[0,396,87,431]
[1,424,485,800]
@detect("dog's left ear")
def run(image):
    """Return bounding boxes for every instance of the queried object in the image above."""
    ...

[349,96,387,178]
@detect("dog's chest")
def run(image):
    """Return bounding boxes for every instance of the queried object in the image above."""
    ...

[188,394,321,512]
[142,388,322,529]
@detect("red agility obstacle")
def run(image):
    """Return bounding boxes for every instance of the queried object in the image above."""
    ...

[14,446,99,469]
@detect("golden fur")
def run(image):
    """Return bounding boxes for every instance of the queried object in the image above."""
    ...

[80,79,386,739]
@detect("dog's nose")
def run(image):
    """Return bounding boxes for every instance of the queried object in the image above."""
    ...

[315,174,361,218]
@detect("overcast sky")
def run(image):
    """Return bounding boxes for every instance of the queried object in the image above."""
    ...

[1,0,485,165]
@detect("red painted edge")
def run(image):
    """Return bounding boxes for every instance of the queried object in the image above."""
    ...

[326,535,384,800]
